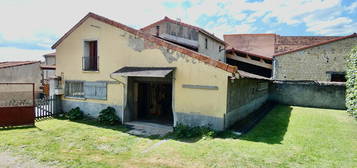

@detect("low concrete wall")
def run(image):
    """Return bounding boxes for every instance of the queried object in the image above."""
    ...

[270,81,346,109]
[226,78,269,128]
[62,99,123,119]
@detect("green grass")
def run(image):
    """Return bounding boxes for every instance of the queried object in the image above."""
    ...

[1,105,356,168]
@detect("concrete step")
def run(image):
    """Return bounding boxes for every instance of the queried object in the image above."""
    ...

[125,121,173,137]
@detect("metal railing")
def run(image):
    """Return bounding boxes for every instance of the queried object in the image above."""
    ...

[82,56,99,71]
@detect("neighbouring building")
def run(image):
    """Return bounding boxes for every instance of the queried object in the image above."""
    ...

[273,34,357,81]
[141,16,227,62]
[0,61,42,103]
[41,52,56,96]
[51,12,269,130]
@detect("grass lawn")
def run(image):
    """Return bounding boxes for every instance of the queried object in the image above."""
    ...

[0,105,356,168]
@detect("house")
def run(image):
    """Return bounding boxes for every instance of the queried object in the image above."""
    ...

[0,61,42,103]
[273,34,357,81]
[141,16,226,62]
[40,52,56,96]
[51,12,269,130]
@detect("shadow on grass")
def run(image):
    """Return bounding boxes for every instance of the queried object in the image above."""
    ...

[0,125,41,131]
[239,105,292,144]
[54,116,240,143]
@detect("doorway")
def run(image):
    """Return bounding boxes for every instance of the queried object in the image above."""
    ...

[127,77,174,126]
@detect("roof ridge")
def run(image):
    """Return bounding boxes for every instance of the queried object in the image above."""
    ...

[51,12,237,74]
[274,33,357,57]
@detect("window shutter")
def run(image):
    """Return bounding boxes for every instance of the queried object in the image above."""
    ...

[84,82,107,100]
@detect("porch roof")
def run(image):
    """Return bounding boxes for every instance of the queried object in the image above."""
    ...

[113,67,175,78]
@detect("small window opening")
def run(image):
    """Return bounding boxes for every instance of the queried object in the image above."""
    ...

[330,73,346,82]
[156,26,160,36]
[205,38,208,49]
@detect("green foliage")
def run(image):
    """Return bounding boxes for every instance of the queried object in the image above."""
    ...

[66,107,84,121]
[171,124,216,139]
[98,107,120,125]
[346,46,357,118]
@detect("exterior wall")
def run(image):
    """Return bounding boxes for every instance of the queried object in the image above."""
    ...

[198,32,225,62]
[45,56,56,65]
[143,22,198,41]
[55,17,232,130]
[270,81,346,109]
[0,63,42,102]
[225,78,269,128]
[274,37,357,81]
[43,56,56,80]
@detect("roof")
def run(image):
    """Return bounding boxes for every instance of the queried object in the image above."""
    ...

[274,33,357,56]
[226,48,273,60]
[43,52,56,57]
[113,67,175,77]
[238,70,270,80]
[40,65,56,70]
[0,61,40,69]
[51,12,237,74]
[141,16,227,45]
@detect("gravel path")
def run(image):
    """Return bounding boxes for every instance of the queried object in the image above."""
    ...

[0,151,59,168]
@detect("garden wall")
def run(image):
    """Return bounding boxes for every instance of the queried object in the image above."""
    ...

[270,81,346,110]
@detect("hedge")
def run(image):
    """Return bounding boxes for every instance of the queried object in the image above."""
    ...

[346,46,357,118]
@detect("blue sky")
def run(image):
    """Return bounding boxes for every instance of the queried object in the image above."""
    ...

[0,0,356,61]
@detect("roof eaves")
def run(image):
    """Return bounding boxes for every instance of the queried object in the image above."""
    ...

[227,48,272,60]
[273,33,357,57]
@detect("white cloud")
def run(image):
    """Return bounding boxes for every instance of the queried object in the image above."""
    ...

[346,1,357,13]
[0,47,50,62]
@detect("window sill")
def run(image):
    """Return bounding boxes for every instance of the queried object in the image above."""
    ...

[82,70,99,73]
[64,96,86,100]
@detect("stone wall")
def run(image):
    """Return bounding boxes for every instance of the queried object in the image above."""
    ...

[225,78,269,128]
[274,37,357,81]
[270,81,346,109]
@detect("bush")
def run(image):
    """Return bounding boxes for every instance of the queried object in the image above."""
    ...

[171,124,216,139]
[98,107,120,125]
[66,107,84,121]
[346,46,357,118]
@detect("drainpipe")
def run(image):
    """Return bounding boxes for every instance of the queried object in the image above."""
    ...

[110,73,126,124]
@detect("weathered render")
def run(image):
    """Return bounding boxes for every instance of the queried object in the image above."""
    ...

[273,36,357,81]
[53,13,239,130]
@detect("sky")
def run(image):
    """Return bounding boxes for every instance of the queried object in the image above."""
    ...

[0,0,356,61]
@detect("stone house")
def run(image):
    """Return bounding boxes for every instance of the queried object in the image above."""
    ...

[51,12,269,130]
[273,34,357,82]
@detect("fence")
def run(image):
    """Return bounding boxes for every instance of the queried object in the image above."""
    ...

[35,96,56,119]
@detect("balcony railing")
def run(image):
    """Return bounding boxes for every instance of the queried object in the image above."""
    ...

[82,56,99,71]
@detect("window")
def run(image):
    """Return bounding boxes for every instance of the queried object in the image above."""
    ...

[219,46,222,52]
[65,81,107,100]
[84,82,107,100]
[205,38,208,49]
[83,40,98,71]
[330,73,346,82]
[65,81,84,98]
